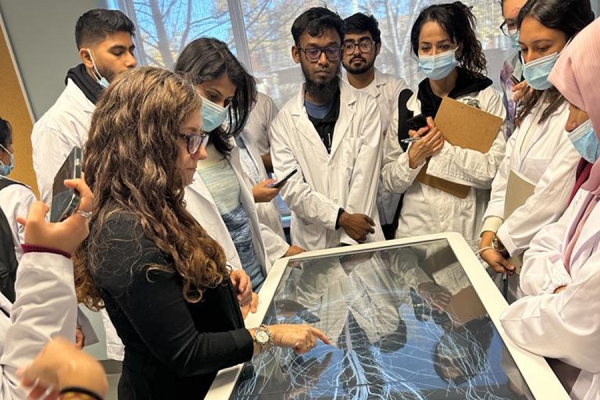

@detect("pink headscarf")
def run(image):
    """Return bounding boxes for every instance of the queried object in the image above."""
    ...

[549,18,600,195]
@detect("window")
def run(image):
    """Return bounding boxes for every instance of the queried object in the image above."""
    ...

[109,0,510,108]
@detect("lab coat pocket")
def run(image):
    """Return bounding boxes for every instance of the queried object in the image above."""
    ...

[521,157,551,182]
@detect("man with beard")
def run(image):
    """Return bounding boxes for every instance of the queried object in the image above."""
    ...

[342,13,409,239]
[31,9,137,204]
[269,7,384,251]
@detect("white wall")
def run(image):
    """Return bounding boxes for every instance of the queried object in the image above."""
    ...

[0,0,99,120]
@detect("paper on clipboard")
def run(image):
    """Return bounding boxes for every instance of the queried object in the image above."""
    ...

[504,170,536,274]
[416,97,504,198]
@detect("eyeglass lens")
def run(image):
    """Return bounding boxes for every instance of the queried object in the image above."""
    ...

[343,39,374,54]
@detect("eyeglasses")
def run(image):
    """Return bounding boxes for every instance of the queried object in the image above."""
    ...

[297,46,342,62]
[343,38,376,55]
[500,20,517,36]
[178,132,209,155]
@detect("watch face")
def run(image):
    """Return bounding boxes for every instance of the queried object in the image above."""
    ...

[256,330,269,344]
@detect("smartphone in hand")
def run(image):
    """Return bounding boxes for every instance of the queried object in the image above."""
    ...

[50,146,83,222]
[267,168,298,189]
[406,114,428,132]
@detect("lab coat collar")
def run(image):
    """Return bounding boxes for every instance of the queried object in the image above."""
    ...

[342,67,387,98]
[372,68,389,92]
[291,80,356,158]
[65,78,96,116]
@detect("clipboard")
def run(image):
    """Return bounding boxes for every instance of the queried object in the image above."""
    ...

[416,97,504,198]
[504,170,536,274]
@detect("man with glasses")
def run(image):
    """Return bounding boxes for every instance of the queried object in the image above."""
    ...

[342,13,408,239]
[342,13,407,138]
[269,7,384,251]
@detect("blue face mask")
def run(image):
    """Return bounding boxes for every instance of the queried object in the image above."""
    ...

[201,97,229,132]
[568,119,600,163]
[522,52,558,91]
[418,49,458,81]
[508,29,520,50]
[0,144,14,176]
[87,50,110,88]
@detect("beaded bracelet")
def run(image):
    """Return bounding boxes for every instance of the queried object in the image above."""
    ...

[59,387,103,400]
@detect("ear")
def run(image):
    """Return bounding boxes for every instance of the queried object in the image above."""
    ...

[292,45,301,64]
[79,48,94,68]
[375,42,382,57]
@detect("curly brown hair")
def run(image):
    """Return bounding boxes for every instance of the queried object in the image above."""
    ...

[74,66,229,310]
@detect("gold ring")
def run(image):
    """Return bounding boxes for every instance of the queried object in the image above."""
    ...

[76,210,92,219]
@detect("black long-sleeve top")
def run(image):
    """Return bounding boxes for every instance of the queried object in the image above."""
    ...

[89,212,253,399]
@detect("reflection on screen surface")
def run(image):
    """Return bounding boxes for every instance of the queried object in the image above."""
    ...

[231,239,533,400]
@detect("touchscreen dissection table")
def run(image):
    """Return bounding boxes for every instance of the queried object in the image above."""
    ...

[205,234,569,400]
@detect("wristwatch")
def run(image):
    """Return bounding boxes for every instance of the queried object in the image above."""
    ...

[491,235,508,254]
[253,324,273,349]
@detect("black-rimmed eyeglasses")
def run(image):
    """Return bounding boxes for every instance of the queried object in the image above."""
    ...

[500,20,517,36]
[343,38,376,55]
[297,46,342,62]
[178,132,209,155]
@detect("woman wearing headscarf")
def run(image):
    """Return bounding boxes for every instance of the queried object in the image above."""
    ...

[500,18,600,400]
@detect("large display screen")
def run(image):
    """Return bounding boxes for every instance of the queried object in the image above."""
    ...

[231,240,533,399]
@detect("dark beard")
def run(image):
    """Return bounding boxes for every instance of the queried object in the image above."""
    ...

[304,74,340,104]
[343,57,375,75]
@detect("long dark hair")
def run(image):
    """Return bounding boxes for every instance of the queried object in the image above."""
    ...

[515,0,594,126]
[74,67,229,310]
[411,2,487,77]
[174,38,257,159]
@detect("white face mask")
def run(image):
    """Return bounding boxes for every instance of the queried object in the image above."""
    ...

[418,49,458,81]
[200,97,230,132]
[87,49,109,88]
[0,144,14,176]
[568,119,600,163]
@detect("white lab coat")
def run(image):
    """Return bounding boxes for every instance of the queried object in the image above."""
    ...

[483,101,579,256]
[244,92,279,156]
[269,80,384,251]
[343,68,408,138]
[0,178,35,261]
[500,188,600,400]
[31,79,94,205]
[0,252,78,399]
[184,143,271,276]
[343,68,409,225]
[238,131,290,264]
[381,86,507,250]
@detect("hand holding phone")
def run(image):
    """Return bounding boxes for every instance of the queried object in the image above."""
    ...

[401,114,430,144]
[50,147,83,223]
[406,114,428,132]
[267,168,298,189]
